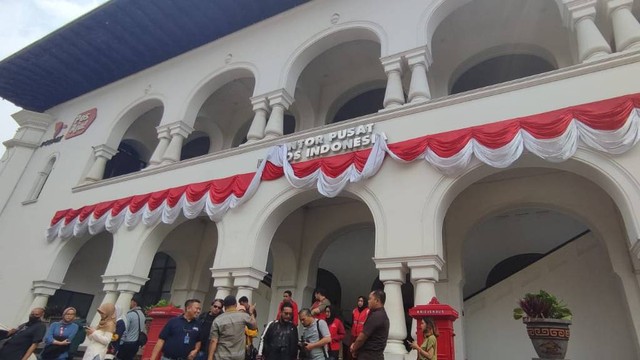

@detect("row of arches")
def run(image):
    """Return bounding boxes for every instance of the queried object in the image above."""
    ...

[81,0,630,180]
[40,154,640,358]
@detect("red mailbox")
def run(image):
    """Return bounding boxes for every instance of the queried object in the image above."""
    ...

[408,297,459,360]
[141,305,184,360]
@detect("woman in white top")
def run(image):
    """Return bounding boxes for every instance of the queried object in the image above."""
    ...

[82,303,116,360]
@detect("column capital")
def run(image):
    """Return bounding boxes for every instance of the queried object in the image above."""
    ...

[404,47,433,69]
[560,0,598,29]
[155,124,173,138]
[100,275,120,292]
[233,267,268,289]
[167,121,194,137]
[407,255,444,282]
[104,274,149,293]
[250,96,271,112]
[374,259,408,282]
[606,0,634,14]
[211,268,235,288]
[92,144,118,158]
[267,89,294,109]
[32,280,64,296]
[380,55,404,74]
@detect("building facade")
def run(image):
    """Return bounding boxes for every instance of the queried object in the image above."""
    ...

[1,0,640,359]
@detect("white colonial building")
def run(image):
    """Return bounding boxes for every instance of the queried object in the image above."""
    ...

[1,0,640,359]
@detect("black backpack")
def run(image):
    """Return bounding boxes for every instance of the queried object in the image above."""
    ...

[132,310,148,346]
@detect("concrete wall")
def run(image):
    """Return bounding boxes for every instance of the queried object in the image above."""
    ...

[464,232,637,359]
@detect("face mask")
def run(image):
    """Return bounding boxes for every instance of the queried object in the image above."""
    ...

[28,315,40,323]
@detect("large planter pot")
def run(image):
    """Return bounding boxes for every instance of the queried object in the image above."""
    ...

[523,318,571,359]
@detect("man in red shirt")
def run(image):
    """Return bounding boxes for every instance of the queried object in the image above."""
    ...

[275,290,299,326]
[310,288,331,320]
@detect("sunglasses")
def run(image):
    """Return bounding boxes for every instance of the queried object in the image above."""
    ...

[212,305,222,309]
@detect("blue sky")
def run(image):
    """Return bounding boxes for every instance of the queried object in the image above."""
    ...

[0,0,107,156]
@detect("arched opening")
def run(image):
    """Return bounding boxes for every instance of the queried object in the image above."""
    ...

[139,218,218,308]
[292,35,384,129]
[263,194,377,335]
[450,54,556,94]
[192,77,255,152]
[428,0,570,97]
[442,167,640,359]
[332,88,386,123]
[47,232,113,320]
[104,106,162,179]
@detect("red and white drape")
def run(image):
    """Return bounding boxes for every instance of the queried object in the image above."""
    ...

[46,93,640,241]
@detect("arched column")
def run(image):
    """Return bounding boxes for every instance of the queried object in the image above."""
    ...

[406,48,432,103]
[381,56,405,109]
[83,144,118,183]
[607,0,640,51]
[90,275,121,326]
[161,121,194,165]
[113,275,149,314]
[147,124,172,166]
[30,280,63,312]
[211,269,234,300]
[264,90,294,140]
[408,256,444,336]
[562,1,612,62]
[233,267,268,304]
[374,259,408,360]
[245,96,270,144]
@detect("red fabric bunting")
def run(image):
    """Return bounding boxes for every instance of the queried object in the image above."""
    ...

[48,93,640,229]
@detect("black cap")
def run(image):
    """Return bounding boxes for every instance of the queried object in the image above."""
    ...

[131,294,143,306]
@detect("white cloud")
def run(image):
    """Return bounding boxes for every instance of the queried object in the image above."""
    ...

[0,0,107,156]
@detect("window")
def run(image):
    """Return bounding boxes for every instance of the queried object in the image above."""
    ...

[140,252,176,306]
[24,156,56,203]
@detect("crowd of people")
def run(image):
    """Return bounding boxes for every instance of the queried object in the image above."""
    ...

[0,288,440,360]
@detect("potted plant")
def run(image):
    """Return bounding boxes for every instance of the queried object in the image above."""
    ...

[513,290,572,359]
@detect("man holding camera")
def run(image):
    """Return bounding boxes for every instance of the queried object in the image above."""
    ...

[298,308,331,360]
[257,302,298,360]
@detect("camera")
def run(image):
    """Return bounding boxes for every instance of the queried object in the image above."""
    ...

[298,338,310,359]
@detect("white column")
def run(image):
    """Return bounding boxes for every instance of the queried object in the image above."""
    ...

[564,2,612,62]
[211,269,235,300]
[161,121,194,165]
[407,256,444,337]
[113,275,148,312]
[375,260,408,360]
[381,56,405,110]
[83,144,118,183]
[406,49,432,103]
[148,125,172,166]
[30,280,63,311]
[233,268,268,304]
[263,90,294,140]
[244,97,270,144]
[90,276,120,327]
[607,0,640,51]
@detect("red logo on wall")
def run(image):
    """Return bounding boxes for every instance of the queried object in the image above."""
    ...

[53,121,67,138]
[65,108,97,139]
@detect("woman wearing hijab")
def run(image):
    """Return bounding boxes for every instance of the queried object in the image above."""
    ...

[82,303,116,360]
[40,307,79,360]
[324,306,345,360]
[105,306,127,360]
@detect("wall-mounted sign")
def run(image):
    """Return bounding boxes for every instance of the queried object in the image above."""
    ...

[287,124,375,161]
[40,121,67,147]
[65,108,97,139]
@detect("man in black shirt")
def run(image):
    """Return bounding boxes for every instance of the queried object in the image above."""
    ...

[257,302,299,360]
[0,308,46,360]
[349,290,389,360]
[150,299,203,360]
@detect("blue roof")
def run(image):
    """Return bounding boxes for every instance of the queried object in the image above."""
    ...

[0,0,309,112]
